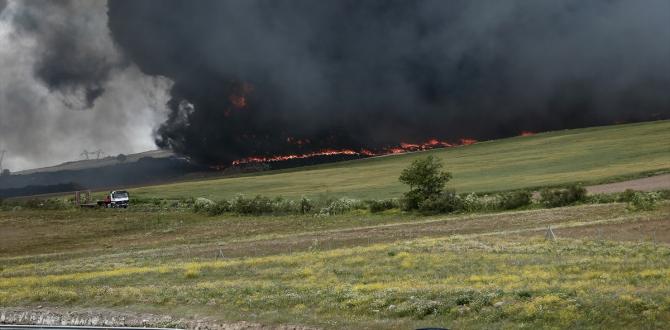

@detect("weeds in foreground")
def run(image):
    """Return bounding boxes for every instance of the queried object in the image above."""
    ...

[2,237,670,328]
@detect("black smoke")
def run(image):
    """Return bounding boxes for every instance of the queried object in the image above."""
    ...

[108,0,670,165]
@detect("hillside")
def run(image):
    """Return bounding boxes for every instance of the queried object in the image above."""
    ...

[0,150,202,198]
[14,150,175,175]
[131,120,670,200]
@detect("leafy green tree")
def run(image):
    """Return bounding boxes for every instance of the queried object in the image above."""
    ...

[399,155,452,210]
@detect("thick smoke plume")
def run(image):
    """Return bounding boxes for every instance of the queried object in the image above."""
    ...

[2,1,668,170]
[108,0,670,165]
[0,0,171,171]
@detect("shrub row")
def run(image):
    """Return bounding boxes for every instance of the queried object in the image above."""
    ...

[539,185,587,208]
[410,190,534,215]
[195,195,314,216]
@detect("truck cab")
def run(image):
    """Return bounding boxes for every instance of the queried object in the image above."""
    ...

[108,190,130,208]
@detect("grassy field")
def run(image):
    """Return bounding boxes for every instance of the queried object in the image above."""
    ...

[2,202,670,329]
[130,120,670,201]
[3,121,670,328]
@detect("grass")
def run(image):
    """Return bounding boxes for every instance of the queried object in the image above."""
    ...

[128,120,670,200]
[2,202,670,328]
[3,121,670,328]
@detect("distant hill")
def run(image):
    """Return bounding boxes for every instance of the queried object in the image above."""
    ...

[14,150,175,175]
[0,150,204,198]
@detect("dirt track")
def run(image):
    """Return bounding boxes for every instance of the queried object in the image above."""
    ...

[82,203,667,262]
[586,174,670,194]
[0,307,316,330]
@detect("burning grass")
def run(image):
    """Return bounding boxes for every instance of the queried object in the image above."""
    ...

[129,120,670,201]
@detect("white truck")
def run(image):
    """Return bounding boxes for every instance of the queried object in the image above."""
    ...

[97,190,130,208]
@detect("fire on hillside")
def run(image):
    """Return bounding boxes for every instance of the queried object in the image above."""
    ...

[230,137,478,166]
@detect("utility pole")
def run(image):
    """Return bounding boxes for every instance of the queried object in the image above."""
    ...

[93,149,105,159]
[0,150,6,172]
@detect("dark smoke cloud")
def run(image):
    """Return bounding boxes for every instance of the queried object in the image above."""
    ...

[108,0,670,165]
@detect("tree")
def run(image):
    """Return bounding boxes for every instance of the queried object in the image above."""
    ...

[116,154,128,163]
[399,155,452,210]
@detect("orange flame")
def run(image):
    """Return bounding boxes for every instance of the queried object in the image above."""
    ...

[229,95,247,108]
[520,131,536,137]
[232,149,359,165]
[230,137,478,166]
[225,82,254,115]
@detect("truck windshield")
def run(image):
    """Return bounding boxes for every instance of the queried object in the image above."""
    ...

[112,191,129,199]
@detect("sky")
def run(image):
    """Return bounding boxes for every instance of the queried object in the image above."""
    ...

[1,0,669,170]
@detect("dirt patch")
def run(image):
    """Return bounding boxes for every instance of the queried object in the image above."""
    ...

[587,174,670,194]
[141,204,660,260]
[550,219,669,243]
[0,307,317,330]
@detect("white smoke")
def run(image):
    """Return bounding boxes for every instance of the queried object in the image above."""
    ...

[0,0,172,171]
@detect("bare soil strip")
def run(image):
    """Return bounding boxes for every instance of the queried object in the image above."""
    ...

[587,174,670,194]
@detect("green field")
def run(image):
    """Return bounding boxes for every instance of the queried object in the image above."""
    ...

[3,121,670,329]
[132,120,670,200]
[2,202,670,329]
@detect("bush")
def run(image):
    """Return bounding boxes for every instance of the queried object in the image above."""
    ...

[619,189,637,203]
[587,193,618,204]
[540,185,587,208]
[417,190,462,215]
[318,198,365,216]
[272,197,300,214]
[193,197,215,213]
[400,190,424,211]
[230,194,274,215]
[499,191,532,210]
[460,193,484,212]
[399,156,452,210]
[627,192,659,211]
[368,199,399,213]
[208,199,232,215]
[300,196,313,214]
